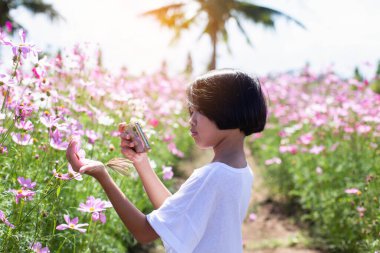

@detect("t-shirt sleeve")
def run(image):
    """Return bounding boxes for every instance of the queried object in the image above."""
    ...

[146,168,218,253]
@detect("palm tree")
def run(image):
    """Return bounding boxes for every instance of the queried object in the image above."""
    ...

[142,0,305,70]
[0,0,61,35]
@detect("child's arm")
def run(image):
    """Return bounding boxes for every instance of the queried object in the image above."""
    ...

[67,140,159,244]
[120,136,172,209]
[95,170,159,243]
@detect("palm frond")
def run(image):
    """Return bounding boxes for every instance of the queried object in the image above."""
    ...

[141,3,185,16]
[19,0,62,21]
[232,15,253,47]
[221,27,232,54]
[170,12,200,43]
[234,1,306,30]
[141,3,187,28]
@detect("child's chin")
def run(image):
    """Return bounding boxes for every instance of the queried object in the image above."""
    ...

[195,142,211,149]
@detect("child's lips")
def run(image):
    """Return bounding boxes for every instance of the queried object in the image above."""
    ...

[190,130,198,136]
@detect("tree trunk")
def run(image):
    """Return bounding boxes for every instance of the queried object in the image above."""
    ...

[208,31,217,70]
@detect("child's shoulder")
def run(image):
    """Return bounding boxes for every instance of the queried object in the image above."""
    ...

[194,162,253,179]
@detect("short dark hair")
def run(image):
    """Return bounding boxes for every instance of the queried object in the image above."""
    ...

[186,69,267,136]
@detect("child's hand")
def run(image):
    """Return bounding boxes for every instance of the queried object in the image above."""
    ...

[66,140,107,179]
[118,122,148,165]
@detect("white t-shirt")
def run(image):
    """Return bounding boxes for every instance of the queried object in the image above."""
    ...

[146,162,254,253]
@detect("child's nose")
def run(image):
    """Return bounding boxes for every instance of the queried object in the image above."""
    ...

[188,114,196,126]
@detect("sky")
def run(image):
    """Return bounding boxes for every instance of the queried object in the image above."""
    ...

[7,0,380,78]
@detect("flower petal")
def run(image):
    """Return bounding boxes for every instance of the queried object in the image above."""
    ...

[64,215,70,224]
[56,224,69,230]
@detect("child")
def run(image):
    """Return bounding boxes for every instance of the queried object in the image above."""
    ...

[66,69,267,253]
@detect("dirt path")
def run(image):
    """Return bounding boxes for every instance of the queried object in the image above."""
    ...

[175,145,322,253]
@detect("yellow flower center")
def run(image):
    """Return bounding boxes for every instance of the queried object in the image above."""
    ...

[17,189,23,194]
[89,207,95,212]
[69,224,75,229]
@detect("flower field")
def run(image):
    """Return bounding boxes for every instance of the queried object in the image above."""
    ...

[0,30,193,252]
[1,28,380,253]
[249,67,380,252]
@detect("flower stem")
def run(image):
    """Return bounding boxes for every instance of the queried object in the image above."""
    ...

[1,51,21,113]
[57,237,67,253]
[17,200,25,225]
[73,233,76,253]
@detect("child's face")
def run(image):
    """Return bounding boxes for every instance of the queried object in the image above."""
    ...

[188,107,224,149]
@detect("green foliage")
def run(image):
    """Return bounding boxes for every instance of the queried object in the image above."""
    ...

[370,79,380,94]
[354,67,364,82]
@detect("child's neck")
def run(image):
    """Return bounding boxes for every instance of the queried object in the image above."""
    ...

[211,131,246,169]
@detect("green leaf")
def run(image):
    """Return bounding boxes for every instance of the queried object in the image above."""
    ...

[56,185,61,197]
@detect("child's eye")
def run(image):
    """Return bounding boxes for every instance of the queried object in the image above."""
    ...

[188,107,194,116]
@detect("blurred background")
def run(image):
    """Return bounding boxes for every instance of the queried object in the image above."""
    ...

[2,0,380,77]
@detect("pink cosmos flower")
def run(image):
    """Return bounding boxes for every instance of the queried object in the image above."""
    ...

[56,215,88,233]
[251,133,262,139]
[343,126,354,133]
[15,119,34,131]
[316,167,323,175]
[356,206,366,218]
[10,188,35,204]
[11,132,33,146]
[78,196,112,224]
[32,67,41,79]
[52,169,71,180]
[85,129,99,144]
[265,157,282,166]
[312,114,328,127]
[278,130,287,138]
[298,133,313,145]
[49,129,68,150]
[248,213,257,222]
[110,130,120,137]
[0,145,8,154]
[309,145,325,155]
[279,145,298,154]
[10,30,41,59]
[162,133,174,143]
[0,30,12,45]
[67,165,83,181]
[329,142,339,152]
[40,114,60,128]
[30,242,50,253]
[0,73,16,87]
[0,210,15,228]
[162,166,174,181]
[149,118,159,127]
[356,124,371,134]
[5,21,12,33]
[345,188,361,195]
[15,102,35,120]
[167,142,184,158]
[17,177,36,189]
